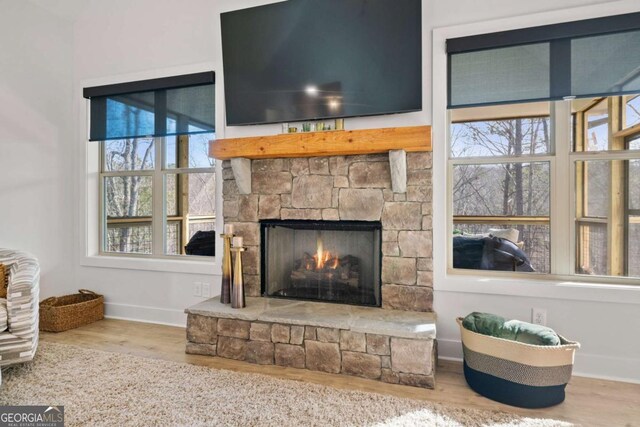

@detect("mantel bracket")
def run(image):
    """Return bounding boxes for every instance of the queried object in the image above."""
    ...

[231,157,252,194]
[389,149,407,194]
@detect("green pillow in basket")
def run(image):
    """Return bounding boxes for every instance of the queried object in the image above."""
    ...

[462,312,561,346]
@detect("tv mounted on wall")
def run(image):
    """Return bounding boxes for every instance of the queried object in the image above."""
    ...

[221,0,422,126]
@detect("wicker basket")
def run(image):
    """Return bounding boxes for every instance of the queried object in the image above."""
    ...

[40,289,104,332]
[457,317,580,408]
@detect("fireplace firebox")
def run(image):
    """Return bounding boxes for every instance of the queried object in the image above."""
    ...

[261,220,382,307]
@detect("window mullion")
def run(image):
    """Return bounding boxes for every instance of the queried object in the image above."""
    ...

[170,167,215,174]
[152,137,165,255]
[446,160,454,270]
[450,155,555,166]
[446,109,454,271]
[101,170,154,177]
[570,151,640,161]
[550,101,573,275]
[99,170,106,253]
[99,140,106,253]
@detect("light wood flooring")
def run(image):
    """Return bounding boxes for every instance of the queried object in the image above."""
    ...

[40,319,639,427]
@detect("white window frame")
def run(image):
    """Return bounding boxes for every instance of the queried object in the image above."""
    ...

[432,0,640,305]
[77,63,223,274]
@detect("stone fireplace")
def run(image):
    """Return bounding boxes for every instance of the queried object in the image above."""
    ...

[261,219,382,307]
[222,152,433,311]
[186,128,436,389]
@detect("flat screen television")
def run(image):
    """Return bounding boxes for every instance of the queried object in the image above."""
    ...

[221,0,422,126]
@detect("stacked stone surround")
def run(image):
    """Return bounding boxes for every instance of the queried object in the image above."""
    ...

[186,306,436,388]
[222,152,433,312]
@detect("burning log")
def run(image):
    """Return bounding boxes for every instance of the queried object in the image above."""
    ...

[291,253,361,291]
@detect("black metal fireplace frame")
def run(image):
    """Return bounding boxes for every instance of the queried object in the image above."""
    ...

[260,219,383,307]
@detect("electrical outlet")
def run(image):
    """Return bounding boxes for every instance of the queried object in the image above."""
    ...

[202,282,211,298]
[532,308,547,326]
[193,282,202,297]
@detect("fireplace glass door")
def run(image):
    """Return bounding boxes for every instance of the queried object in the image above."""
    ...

[261,220,382,306]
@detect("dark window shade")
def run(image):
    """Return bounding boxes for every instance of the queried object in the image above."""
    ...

[447,12,640,108]
[571,30,640,97]
[84,72,215,141]
[446,12,640,54]
[449,43,550,108]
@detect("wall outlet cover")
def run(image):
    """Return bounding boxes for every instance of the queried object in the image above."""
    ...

[193,282,202,297]
[202,282,211,298]
[532,308,547,326]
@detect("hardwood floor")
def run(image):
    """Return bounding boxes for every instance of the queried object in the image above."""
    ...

[40,319,639,427]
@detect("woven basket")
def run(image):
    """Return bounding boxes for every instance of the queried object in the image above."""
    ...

[40,289,104,332]
[457,317,580,408]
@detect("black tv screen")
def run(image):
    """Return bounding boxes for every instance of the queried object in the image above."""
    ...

[221,0,422,126]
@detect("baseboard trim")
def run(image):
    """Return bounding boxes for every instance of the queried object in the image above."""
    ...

[437,338,464,360]
[104,302,186,327]
[438,355,463,363]
[438,337,640,384]
[571,371,640,384]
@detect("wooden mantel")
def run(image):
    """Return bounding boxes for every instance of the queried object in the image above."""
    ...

[208,125,431,160]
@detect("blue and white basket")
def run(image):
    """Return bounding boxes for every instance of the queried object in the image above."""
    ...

[457,317,580,408]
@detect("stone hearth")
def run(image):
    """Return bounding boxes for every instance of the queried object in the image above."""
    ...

[186,297,436,388]
[222,152,433,312]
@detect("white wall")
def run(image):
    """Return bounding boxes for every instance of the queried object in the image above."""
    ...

[0,0,75,299]
[6,0,637,381]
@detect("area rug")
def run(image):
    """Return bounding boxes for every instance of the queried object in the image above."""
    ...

[0,342,572,427]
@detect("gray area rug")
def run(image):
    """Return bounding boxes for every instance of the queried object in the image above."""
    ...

[0,342,572,426]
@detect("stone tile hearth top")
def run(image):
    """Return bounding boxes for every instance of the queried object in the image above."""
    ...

[186,297,436,340]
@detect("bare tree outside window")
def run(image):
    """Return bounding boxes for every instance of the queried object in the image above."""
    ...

[104,138,154,254]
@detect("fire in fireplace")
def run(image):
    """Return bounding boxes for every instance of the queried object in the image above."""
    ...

[261,220,382,306]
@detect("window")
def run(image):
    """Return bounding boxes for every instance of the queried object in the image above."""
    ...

[450,97,640,279]
[450,103,552,274]
[574,97,640,277]
[446,12,640,281]
[85,72,216,258]
[102,135,215,257]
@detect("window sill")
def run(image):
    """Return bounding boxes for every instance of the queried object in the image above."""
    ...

[80,254,220,275]
[435,269,640,305]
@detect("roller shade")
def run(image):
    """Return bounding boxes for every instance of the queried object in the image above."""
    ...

[83,72,215,141]
[571,31,640,96]
[447,12,640,109]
